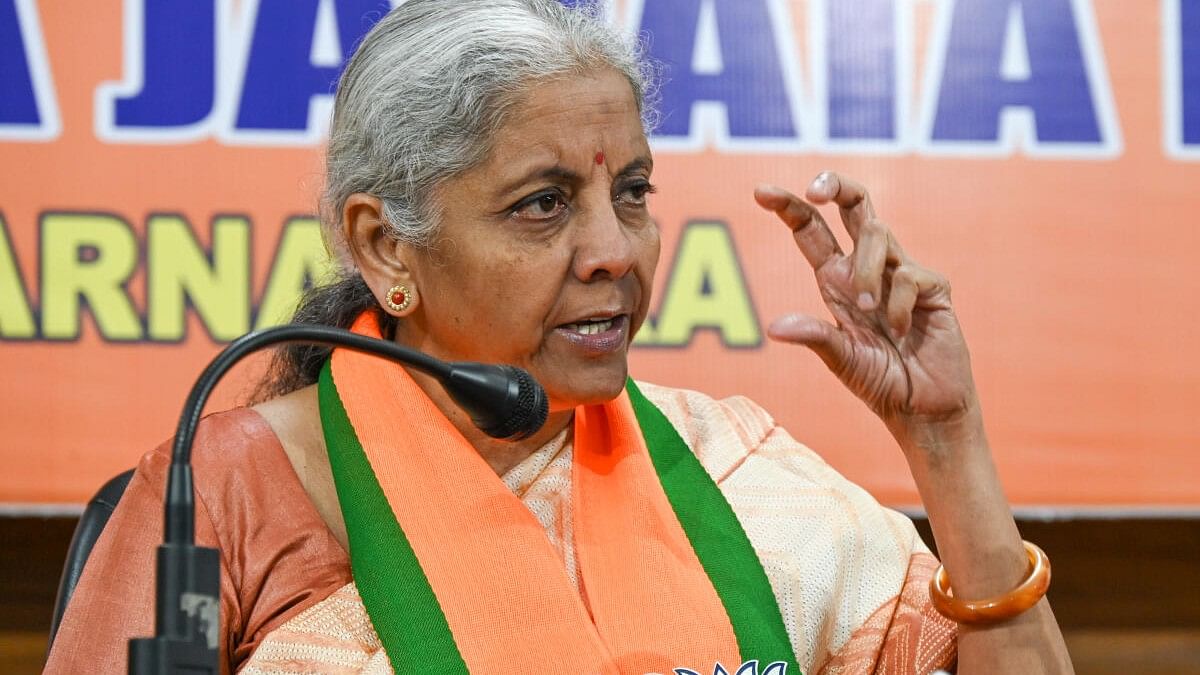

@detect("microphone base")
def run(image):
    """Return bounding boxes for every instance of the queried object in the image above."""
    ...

[128,544,220,675]
[128,635,219,675]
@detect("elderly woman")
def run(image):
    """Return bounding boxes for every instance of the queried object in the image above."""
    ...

[46,1,1072,673]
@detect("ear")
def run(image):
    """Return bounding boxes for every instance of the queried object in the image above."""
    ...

[343,193,420,316]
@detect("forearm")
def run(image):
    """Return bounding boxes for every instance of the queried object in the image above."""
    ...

[892,408,1073,674]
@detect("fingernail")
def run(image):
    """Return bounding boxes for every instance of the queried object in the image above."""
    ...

[769,314,800,332]
[811,174,827,192]
[857,292,875,311]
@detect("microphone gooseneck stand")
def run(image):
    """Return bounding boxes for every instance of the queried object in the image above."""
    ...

[128,324,548,674]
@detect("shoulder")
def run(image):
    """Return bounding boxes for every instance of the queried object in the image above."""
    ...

[633,380,778,482]
[634,381,932,667]
[165,407,296,496]
[633,381,924,554]
[634,380,855,491]
[134,407,287,493]
[50,407,328,674]
[131,398,330,563]
[133,407,309,549]
[142,399,350,666]
[633,379,909,509]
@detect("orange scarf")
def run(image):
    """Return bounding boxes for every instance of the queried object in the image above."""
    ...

[321,312,802,673]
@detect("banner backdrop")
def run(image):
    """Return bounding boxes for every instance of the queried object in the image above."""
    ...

[2,0,1198,507]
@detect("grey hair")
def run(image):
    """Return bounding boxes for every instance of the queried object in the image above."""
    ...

[252,0,655,402]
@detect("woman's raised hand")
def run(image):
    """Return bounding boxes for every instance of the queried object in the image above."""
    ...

[756,173,1075,672]
[753,172,980,443]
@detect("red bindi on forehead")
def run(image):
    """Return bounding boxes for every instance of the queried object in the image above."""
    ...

[594,151,605,165]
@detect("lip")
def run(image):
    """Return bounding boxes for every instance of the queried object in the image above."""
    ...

[559,307,625,324]
[553,314,630,355]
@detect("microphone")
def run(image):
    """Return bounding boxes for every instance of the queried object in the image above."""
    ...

[442,363,548,441]
[128,324,548,674]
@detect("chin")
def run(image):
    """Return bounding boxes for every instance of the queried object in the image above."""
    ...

[544,365,629,411]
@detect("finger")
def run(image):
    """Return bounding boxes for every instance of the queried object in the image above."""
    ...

[805,171,876,241]
[767,313,851,373]
[885,264,945,338]
[853,218,889,311]
[886,266,919,338]
[754,184,843,269]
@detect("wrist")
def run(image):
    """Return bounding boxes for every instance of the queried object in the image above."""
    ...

[886,401,988,466]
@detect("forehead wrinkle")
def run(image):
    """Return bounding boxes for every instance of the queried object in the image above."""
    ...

[514,74,636,124]
[500,75,639,145]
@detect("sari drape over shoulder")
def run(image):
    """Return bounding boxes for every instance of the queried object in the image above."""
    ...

[45,382,956,675]
[43,409,352,675]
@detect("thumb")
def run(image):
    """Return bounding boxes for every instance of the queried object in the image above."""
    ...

[768,313,849,372]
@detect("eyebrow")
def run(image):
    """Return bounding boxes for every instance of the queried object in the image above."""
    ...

[496,166,581,198]
[616,156,654,178]
[496,155,654,198]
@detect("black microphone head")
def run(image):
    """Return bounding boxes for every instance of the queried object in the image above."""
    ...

[493,367,549,441]
[441,363,549,441]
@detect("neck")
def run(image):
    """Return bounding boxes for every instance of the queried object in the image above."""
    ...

[405,367,574,476]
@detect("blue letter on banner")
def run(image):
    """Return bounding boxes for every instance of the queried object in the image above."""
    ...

[825,0,896,140]
[638,0,797,141]
[1182,0,1200,145]
[0,0,40,125]
[111,0,215,129]
[931,0,1102,144]
[235,0,386,131]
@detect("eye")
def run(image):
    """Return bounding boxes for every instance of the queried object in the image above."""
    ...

[615,180,657,207]
[512,189,568,221]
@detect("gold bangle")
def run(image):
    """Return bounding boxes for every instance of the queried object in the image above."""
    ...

[929,541,1051,625]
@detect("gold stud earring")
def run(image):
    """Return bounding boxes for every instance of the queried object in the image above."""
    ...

[386,283,414,313]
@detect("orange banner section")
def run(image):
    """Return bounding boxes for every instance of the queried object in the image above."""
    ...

[0,1,1196,506]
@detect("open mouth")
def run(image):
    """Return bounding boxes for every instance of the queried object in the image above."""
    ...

[559,317,616,335]
[555,314,630,354]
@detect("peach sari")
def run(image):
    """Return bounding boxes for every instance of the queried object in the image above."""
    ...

[243,380,956,674]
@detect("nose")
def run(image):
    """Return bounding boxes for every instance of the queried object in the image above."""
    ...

[571,199,637,283]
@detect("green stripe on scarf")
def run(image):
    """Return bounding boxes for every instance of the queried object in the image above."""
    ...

[626,379,801,672]
[318,362,469,674]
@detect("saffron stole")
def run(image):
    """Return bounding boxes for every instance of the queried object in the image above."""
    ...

[318,322,799,673]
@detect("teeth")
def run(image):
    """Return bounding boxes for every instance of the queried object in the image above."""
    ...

[565,318,615,335]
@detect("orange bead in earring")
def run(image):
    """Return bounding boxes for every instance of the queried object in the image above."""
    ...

[386,283,413,313]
